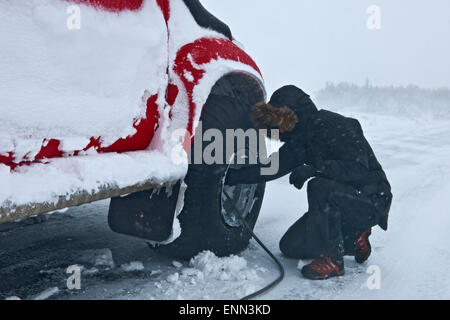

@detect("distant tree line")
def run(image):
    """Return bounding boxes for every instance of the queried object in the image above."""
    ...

[315,81,450,118]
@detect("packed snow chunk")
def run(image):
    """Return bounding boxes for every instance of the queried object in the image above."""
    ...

[189,251,248,278]
[77,249,115,269]
[82,267,99,276]
[151,251,264,300]
[167,272,180,284]
[121,261,145,272]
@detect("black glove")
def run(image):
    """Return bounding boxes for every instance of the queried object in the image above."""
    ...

[289,165,316,190]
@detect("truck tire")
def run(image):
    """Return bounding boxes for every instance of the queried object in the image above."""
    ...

[157,73,266,260]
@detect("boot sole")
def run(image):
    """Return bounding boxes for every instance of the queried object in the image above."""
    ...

[355,231,372,264]
[301,269,345,280]
[355,251,371,264]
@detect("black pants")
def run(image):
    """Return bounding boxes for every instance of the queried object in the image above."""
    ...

[279,178,379,259]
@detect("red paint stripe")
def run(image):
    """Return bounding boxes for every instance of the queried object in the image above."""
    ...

[34,139,64,160]
[156,0,170,23]
[98,94,160,153]
[66,0,144,12]
[2,94,160,169]
[0,152,14,165]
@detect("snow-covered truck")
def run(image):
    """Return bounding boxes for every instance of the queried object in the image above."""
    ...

[0,0,266,259]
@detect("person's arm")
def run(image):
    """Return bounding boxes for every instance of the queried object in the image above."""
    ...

[225,142,306,185]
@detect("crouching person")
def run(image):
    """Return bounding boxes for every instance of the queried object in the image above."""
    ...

[225,85,392,280]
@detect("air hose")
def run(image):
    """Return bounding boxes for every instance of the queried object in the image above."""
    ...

[223,190,285,300]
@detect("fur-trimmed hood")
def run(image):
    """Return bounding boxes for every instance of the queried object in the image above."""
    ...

[250,102,298,132]
[269,85,318,119]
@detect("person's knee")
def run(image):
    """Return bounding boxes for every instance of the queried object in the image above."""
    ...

[279,218,309,259]
[279,235,299,259]
[307,178,335,205]
[279,233,291,255]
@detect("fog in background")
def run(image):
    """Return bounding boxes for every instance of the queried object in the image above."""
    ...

[203,0,450,96]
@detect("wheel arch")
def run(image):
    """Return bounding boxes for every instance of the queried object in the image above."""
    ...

[168,36,266,153]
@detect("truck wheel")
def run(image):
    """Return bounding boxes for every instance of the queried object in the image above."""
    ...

[157,73,266,260]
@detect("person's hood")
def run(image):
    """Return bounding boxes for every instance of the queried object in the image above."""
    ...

[269,85,318,118]
[268,85,318,141]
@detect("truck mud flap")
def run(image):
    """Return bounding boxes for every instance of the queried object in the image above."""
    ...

[108,182,181,242]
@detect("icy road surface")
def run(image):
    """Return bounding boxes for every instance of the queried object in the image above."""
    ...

[1,112,450,300]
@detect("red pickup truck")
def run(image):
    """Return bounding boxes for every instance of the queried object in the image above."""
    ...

[0,0,266,259]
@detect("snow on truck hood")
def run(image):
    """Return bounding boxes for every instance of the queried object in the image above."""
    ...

[0,0,168,160]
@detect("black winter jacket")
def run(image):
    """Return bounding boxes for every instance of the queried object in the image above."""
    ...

[226,86,392,230]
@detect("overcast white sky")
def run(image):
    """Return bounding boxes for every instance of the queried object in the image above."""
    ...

[202,0,450,95]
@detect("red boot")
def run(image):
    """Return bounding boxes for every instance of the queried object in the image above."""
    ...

[301,257,345,280]
[355,229,372,264]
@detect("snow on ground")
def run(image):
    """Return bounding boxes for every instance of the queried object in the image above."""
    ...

[1,111,450,300]
[121,261,145,272]
[258,111,450,299]
[131,251,266,300]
